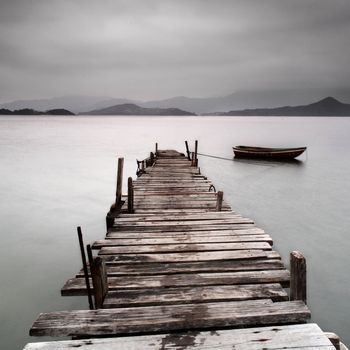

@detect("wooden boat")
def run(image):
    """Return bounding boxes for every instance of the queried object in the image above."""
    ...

[233,146,307,160]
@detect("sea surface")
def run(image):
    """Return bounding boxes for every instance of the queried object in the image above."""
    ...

[0,115,349,349]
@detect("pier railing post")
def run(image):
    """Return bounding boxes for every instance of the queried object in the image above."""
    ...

[191,152,196,167]
[90,257,109,309]
[195,140,198,167]
[185,141,191,161]
[216,191,223,211]
[290,251,307,304]
[77,227,94,310]
[150,152,154,165]
[115,157,124,207]
[155,142,158,155]
[128,177,134,213]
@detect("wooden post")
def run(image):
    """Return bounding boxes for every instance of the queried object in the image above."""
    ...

[105,212,114,231]
[185,141,191,161]
[87,244,93,266]
[194,140,198,167]
[155,142,158,155]
[216,191,223,211]
[90,257,108,309]
[77,227,94,310]
[128,177,134,213]
[115,157,124,207]
[191,152,196,167]
[290,251,307,304]
[150,152,154,165]
[141,160,145,172]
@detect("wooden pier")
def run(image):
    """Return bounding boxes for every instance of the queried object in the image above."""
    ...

[25,144,342,349]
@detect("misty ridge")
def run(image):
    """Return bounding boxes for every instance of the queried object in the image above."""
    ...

[1,94,350,116]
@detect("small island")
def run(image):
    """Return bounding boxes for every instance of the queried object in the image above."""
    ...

[0,108,75,115]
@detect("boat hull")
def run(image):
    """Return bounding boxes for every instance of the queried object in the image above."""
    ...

[233,146,307,160]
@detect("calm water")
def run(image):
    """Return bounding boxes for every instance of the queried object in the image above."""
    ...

[0,115,349,349]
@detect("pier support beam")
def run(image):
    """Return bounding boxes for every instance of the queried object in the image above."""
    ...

[90,257,108,309]
[185,141,191,161]
[77,227,94,310]
[115,157,124,207]
[128,177,134,213]
[290,251,307,304]
[191,152,196,167]
[216,191,223,211]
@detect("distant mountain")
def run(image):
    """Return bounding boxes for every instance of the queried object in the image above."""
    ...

[82,103,196,116]
[139,89,350,114]
[2,89,350,114]
[0,108,74,115]
[215,97,350,116]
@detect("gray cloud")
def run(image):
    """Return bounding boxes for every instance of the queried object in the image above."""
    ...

[0,0,350,102]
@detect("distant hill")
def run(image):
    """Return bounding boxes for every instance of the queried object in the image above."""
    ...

[44,109,75,115]
[215,97,350,116]
[0,108,74,115]
[82,103,196,116]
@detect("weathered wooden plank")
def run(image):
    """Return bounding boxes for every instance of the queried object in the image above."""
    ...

[101,249,270,264]
[132,203,232,209]
[110,224,256,234]
[76,258,285,277]
[23,324,335,350]
[98,242,272,255]
[30,300,310,337]
[116,211,240,220]
[62,269,290,295]
[92,235,273,249]
[114,219,253,227]
[102,250,281,265]
[107,227,265,238]
[103,283,289,307]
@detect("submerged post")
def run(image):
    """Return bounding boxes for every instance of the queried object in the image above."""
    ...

[185,141,191,161]
[128,177,134,213]
[77,227,94,310]
[90,257,109,309]
[194,140,198,167]
[216,191,223,211]
[290,251,307,304]
[115,157,124,207]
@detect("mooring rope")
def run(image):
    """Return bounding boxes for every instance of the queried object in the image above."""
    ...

[196,152,234,161]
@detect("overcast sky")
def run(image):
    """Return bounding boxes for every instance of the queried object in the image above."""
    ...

[0,0,350,102]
